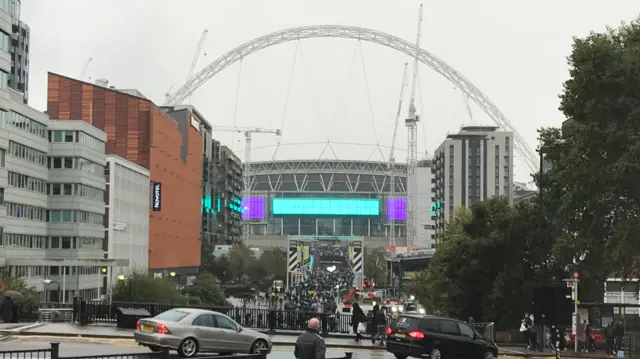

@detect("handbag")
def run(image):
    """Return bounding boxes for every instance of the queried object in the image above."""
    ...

[519,323,527,332]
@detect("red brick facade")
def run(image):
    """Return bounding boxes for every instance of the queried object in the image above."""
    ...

[47,72,202,270]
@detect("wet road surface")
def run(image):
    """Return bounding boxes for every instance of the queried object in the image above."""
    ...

[0,336,389,359]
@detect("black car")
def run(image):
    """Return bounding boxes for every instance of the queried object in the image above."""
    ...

[386,314,498,359]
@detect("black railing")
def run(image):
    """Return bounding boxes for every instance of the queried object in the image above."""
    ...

[0,343,353,359]
[64,299,494,340]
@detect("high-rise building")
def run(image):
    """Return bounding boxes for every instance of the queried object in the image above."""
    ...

[46,73,202,281]
[432,126,514,236]
[104,154,150,288]
[413,159,436,248]
[7,0,29,104]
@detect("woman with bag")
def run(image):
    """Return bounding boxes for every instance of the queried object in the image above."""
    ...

[351,303,366,342]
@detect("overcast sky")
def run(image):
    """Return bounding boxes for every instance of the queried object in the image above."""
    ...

[22,0,640,182]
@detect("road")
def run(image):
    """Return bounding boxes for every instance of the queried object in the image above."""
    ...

[0,336,389,359]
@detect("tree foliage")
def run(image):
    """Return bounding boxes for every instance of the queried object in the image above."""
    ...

[538,18,640,297]
[364,247,388,286]
[111,270,184,304]
[182,273,229,306]
[0,275,39,307]
[204,245,287,289]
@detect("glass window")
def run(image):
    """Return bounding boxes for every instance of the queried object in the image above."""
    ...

[0,187,4,205]
[62,210,72,222]
[53,131,63,142]
[63,184,72,195]
[61,237,72,249]
[154,310,189,322]
[439,320,460,335]
[0,0,9,12]
[422,319,439,332]
[50,210,62,223]
[214,315,238,330]
[63,157,73,169]
[64,131,74,142]
[458,323,475,338]
[0,110,6,128]
[192,314,215,327]
[0,70,7,89]
[0,148,4,168]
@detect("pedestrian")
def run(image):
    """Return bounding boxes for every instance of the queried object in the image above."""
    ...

[372,305,387,346]
[605,322,614,357]
[294,318,326,359]
[0,296,15,323]
[351,303,366,342]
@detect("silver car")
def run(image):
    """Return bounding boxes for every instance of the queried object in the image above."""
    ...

[134,308,272,357]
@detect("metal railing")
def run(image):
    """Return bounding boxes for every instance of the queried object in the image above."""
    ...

[0,343,354,359]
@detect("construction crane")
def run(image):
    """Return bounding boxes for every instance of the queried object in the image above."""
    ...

[212,126,281,245]
[79,57,92,80]
[405,4,423,248]
[388,63,409,248]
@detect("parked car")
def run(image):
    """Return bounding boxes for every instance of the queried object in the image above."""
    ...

[386,314,498,359]
[134,308,272,357]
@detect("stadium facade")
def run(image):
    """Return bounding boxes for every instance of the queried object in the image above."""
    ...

[243,159,436,249]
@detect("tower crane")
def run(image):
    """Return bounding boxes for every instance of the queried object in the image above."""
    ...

[405,4,423,248]
[387,63,409,248]
[212,125,281,245]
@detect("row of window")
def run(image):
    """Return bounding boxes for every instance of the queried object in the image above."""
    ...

[48,157,103,176]
[3,203,104,225]
[0,187,3,205]
[8,141,48,167]
[0,31,9,53]
[10,111,48,138]
[49,210,104,225]
[1,233,103,250]
[8,171,47,194]
[49,131,105,152]
[0,148,4,167]
[49,183,104,201]
[10,265,103,278]
[0,70,7,90]
[0,0,10,13]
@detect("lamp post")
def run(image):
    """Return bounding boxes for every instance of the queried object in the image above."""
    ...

[43,279,60,303]
[117,274,133,302]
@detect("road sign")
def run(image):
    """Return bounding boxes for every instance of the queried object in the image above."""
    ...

[573,272,579,279]
[567,281,574,288]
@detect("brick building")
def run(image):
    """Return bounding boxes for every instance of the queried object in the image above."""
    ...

[45,73,202,279]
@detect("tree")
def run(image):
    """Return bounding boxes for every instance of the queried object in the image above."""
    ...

[228,245,257,284]
[111,270,183,304]
[412,197,561,327]
[0,275,39,307]
[364,248,388,286]
[539,18,640,298]
[182,273,229,306]
[209,255,232,283]
[249,248,287,289]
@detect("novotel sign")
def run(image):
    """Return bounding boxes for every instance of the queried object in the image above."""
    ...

[152,182,161,211]
[190,117,200,132]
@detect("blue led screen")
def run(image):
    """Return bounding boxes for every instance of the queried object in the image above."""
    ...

[272,198,380,216]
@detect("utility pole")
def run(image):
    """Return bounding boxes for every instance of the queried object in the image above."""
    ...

[405,4,423,248]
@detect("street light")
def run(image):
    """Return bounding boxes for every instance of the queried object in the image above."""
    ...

[117,274,132,302]
[43,279,61,303]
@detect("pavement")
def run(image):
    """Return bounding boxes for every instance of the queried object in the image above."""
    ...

[1,323,612,358]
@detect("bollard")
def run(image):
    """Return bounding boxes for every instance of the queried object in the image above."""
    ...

[50,342,60,359]
[345,351,353,359]
[160,347,170,359]
[257,348,269,359]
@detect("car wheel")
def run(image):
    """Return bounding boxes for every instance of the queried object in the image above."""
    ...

[178,337,199,358]
[430,348,442,359]
[394,354,408,359]
[251,339,269,354]
[484,351,497,359]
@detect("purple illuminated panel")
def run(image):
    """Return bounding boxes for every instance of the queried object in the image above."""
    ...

[387,198,407,221]
[242,197,266,219]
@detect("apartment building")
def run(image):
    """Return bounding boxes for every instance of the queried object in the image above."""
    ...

[414,159,436,248]
[432,126,514,237]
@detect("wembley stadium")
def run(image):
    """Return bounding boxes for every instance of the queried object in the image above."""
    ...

[243,159,408,249]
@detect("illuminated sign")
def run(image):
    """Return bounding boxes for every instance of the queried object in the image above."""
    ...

[272,198,380,216]
[152,182,161,211]
[242,197,265,219]
[190,117,200,132]
[387,198,407,221]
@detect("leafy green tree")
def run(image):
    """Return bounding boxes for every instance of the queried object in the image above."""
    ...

[228,245,257,284]
[182,273,229,306]
[0,275,39,307]
[539,18,640,299]
[111,270,183,304]
[209,255,232,283]
[364,247,388,286]
[249,248,287,289]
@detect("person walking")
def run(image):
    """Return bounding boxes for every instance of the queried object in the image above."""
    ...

[372,305,387,346]
[0,296,15,323]
[351,303,366,342]
[605,322,614,357]
[294,318,326,359]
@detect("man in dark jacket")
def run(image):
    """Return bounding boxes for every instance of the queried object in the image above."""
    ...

[295,318,326,359]
[0,296,15,323]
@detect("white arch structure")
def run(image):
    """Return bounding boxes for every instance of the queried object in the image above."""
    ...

[165,25,537,173]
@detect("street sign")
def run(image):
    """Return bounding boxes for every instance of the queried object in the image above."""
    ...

[573,272,579,279]
[566,281,574,288]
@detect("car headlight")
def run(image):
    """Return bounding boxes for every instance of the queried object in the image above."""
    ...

[418,308,426,314]
[391,306,398,312]
[398,306,404,312]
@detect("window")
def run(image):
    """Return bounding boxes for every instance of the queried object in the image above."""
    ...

[0,148,5,168]
[0,188,4,205]
[439,320,460,335]
[0,110,5,128]
[0,31,9,52]
[154,310,189,322]
[61,237,72,249]
[77,132,105,152]
[7,141,47,167]
[63,184,72,195]
[458,323,475,338]
[8,172,47,194]
[64,131,74,142]
[52,131,63,142]
[214,315,238,330]
[0,70,7,90]
[192,315,215,327]
[63,157,73,169]
[0,0,9,12]
[8,112,47,138]
[421,319,439,333]
[5,203,46,221]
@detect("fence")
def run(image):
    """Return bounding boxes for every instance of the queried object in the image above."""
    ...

[0,343,354,359]
[64,299,495,339]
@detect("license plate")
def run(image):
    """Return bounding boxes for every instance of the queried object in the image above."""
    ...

[142,325,154,332]
[395,333,405,338]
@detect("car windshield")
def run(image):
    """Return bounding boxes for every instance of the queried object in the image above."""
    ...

[391,316,422,333]
[154,310,189,322]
